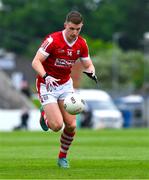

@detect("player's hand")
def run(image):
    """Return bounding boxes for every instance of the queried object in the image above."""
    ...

[43,73,60,90]
[83,71,98,84]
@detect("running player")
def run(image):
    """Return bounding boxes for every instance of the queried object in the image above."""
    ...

[32,11,96,168]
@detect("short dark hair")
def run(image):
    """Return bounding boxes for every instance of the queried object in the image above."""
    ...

[65,11,83,24]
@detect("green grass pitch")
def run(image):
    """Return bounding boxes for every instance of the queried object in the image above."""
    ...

[0,128,149,179]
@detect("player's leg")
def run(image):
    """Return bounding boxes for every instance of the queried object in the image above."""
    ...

[59,99,76,132]
[37,79,64,132]
[57,99,76,168]
[39,106,49,131]
[43,103,64,132]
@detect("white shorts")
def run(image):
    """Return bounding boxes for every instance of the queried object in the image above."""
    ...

[37,78,74,105]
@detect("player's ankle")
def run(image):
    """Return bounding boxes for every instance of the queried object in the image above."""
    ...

[59,152,67,158]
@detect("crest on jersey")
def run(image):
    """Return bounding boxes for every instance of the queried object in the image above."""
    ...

[77,50,80,55]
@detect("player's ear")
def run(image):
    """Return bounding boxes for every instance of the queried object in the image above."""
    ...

[64,22,67,28]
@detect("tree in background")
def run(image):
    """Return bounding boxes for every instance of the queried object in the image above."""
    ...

[0,0,148,93]
[80,47,145,94]
[0,0,148,54]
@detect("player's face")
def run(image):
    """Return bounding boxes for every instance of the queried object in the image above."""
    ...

[64,22,83,42]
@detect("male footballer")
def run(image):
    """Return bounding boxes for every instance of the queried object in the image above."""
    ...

[32,10,97,168]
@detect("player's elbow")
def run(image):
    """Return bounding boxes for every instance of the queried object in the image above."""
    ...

[31,60,35,68]
[31,58,37,70]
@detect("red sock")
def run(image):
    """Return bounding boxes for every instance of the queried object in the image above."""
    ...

[59,128,75,158]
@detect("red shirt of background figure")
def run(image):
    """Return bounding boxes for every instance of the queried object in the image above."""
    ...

[37,30,90,85]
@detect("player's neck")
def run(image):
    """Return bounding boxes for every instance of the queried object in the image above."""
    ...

[67,37,76,43]
[63,30,77,44]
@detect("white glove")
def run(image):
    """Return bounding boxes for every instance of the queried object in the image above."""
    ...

[43,73,60,90]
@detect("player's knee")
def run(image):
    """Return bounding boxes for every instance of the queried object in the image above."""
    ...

[51,122,63,132]
[65,121,76,131]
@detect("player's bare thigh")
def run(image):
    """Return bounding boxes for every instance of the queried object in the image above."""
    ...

[58,100,76,132]
[44,103,63,131]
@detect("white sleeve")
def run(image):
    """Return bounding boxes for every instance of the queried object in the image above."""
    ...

[38,36,53,57]
[80,55,91,61]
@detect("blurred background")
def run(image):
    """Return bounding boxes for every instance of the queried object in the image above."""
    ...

[0,0,149,131]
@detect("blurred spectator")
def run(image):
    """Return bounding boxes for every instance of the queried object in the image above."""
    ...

[20,75,31,98]
[13,75,31,131]
[13,107,30,130]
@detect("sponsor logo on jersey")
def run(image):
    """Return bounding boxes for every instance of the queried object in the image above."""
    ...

[55,58,75,67]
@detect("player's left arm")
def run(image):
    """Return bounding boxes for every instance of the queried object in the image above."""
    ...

[79,38,98,83]
[80,59,95,75]
[80,59,98,83]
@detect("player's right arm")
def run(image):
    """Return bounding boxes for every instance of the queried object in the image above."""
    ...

[32,51,47,78]
[32,35,54,78]
[32,36,60,89]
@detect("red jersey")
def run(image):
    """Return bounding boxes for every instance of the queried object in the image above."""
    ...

[37,30,90,85]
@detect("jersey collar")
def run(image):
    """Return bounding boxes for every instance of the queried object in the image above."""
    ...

[62,30,78,47]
